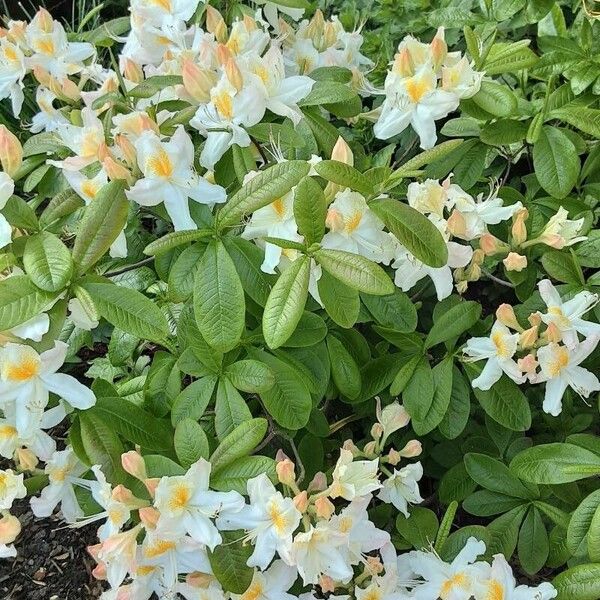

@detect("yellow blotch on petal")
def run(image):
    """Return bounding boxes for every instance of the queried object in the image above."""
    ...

[144,539,177,558]
[485,579,505,600]
[240,581,264,600]
[405,75,433,104]
[169,484,191,510]
[440,572,470,600]
[549,346,570,377]
[148,148,174,179]
[491,332,511,359]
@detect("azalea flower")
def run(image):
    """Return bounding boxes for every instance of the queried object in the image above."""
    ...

[255,0,305,29]
[406,178,447,218]
[478,554,557,600]
[179,579,228,600]
[0,468,26,510]
[231,561,297,600]
[534,338,600,416]
[0,172,14,250]
[378,462,423,518]
[30,87,69,133]
[216,472,301,569]
[0,38,26,116]
[127,126,226,231]
[463,321,525,390]
[408,537,488,600]
[153,458,245,550]
[30,447,87,522]
[91,524,142,589]
[441,56,483,99]
[330,448,381,501]
[323,190,395,264]
[0,341,96,436]
[0,513,21,559]
[537,207,586,249]
[537,279,600,348]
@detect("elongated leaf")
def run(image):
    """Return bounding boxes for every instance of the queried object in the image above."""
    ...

[171,376,217,426]
[210,418,267,473]
[209,531,254,594]
[425,301,481,348]
[553,564,600,600]
[211,456,276,494]
[314,160,373,196]
[317,268,360,328]
[0,275,56,330]
[174,419,209,468]
[327,335,361,400]
[80,412,126,484]
[224,360,275,393]
[215,377,252,440]
[24,231,73,292]
[143,229,213,256]
[294,176,326,244]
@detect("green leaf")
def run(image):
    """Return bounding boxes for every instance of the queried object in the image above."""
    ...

[209,530,254,594]
[510,443,600,484]
[438,367,471,440]
[314,248,394,295]
[484,41,539,75]
[23,232,73,292]
[314,160,373,196]
[2,195,38,230]
[293,176,326,244]
[403,357,434,422]
[327,335,362,400]
[215,377,252,440]
[464,453,532,499]
[361,289,417,332]
[263,255,310,349]
[284,311,327,347]
[518,507,549,575]
[468,81,518,117]
[224,360,275,393]
[553,564,600,600]
[487,504,528,557]
[425,301,481,349]
[174,419,209,468]
[541,249,584,285]
[217,161,310,228]
[193,240,245,352]
[210,418,267,473]
[72,181,128,276]
[168,242,206,302]
[143,229,213,256]
[128,75,182,98]
[396,507,439,550]
[0,275,56,331]
[390,354,421,396]
[390,139,464,181]
[317,269,360,328]
[370,198,448,268]
[79,412,125,484]
[81,281,169,342]
[250,349,312,430]
[567,490,600,555]
[211,456,276,494]
[412,357,453,435]
[299,81,358,107]
[533,126,580,199]
[171,376,217,426]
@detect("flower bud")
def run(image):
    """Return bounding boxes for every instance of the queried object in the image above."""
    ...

[455,279,468,294]
[503,252,527,272]
[331,136,353,166]
[243,14,257,31]
[0,513,20,544]
[293,491,309,513]
[399,439,422,458]
[378,401,411,436]
[0,125,22,177]
[122,450,147,480]
[103,157,132,184]
[371,423,383,440]
[306,10,325,46]
[511,207,528,246]
[15,447,38,471]
[186,573,214,588]
[32,66,52,88]
[545,322,562,343]
[519,326,538,349]
[363,440,378,456]
[314,496,335,520]
[112,485,136,504]
[430,27,448,69]
[224,58,244,92]
[342,439,360,455]
[206,7,227,43]
[276,458,296,486]
[325,207,344,232]
[387,449,401,466]
[61,78,81,102]
[394,47,414,78]
[36,8,54,33]
[307,471,327,493]
[496,303,522,331]
[479,233,504,256]
[319,575,335,593]
[144,478,159,498]
[122,58,143,84]
[446,209,466,238]
[138,506,160,529]
[528,312,542,327]
[115,134,137,169]
[366,556,384,575]
[182,59,217,103]
[518,353,538,374]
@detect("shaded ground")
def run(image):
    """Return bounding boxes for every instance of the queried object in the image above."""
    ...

[0,500,103,600]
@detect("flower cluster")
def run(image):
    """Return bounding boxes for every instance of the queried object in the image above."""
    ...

[464,279,600,415]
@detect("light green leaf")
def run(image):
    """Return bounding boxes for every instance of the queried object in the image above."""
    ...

[0,275,56,331]
[553,564,600,600]
[171,376,217,426]
[224,360,275,393]
[294,176,326,244]
[23,232,73,292]
[210,418,267,474]
[215,377,252,440]
[175,419,209,468]
[314,160,373,196]
[211,456,276,494]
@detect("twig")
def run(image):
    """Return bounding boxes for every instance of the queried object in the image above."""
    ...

[481,268,515,288]
[103,257,154,277]
[288,438,305,485]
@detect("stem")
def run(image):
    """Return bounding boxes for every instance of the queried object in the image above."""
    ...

[103,257,155,277]
[481,268,515,288]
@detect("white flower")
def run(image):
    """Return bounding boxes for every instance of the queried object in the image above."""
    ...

[68,298,100,331]
[463,321,525,390]
[130,0,204,27]
[377,462,424,518]
[0,172,14,251]
[216,472,301,569]
[231,560,298,600]
[537,279,600,348]
[538,207,586,249]
[477,554,557,600]
[323,190,395,264]
[441,57,483,99]
[330,448,381,501]
[154,458,244,550]
[179,580,228,600]
[0,341,96,437]
[409,537,488,600]
[30,447,87,522]
[407,179,447,218]
[127,126,226,231]
[290,521,353,585]
[30,87,69,133]
[534,338,600,416]
[7,314,50,343]
[377,401,411,439]
[0,468,26,510]
[255,0,304,29]
[0,39,26,117]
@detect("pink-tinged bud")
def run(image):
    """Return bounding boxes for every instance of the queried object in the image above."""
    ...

[97,142,111,163]
[342,439,359,455]
[122,58,143,84]
[430,27,448,69]
[243,14,257,31]
[528,312,542,327]
[363,440,377,456]
[479,233,504,256]
[91,562,107,581]
[224,58,244,92]
[387,449,401,466]
[545,322,562,343]
[307,471,327,493]
[115,134,137,169]
[276,458,296,486]
[144,478,159,498]
[0,513,20,544]
[371,423,383,440]
[87,542,102,561]
[206,6,227,42]
[0,125,22,177]
[15,447,38,471]
[121,450,147,480]
[61,78,81,101]
[511,207,529,246]
[138,506,160,529]
[496,303,522,331]
[447,209,466,238]
[394,47,414,78]
[471,248,485,266]
[366,556,384,575]
[103,157,132,184]
[456,279,468,294]
[325,208,344,232]
[112,485,136,504]
[307,10,325,43]
[186,572,214,588]
[32,66,52,88]
[519,326,538,349]
[314,496,335,520]
[518,353,538,374]
[182,59,217,103]
[36,8,54,33]
[503,252,527,272]
[216,44,233,67]
[319,575,335,594]
[331,136,353,166]
[293,491,309,513]
[399,439,422,458]
[542,234,565,249]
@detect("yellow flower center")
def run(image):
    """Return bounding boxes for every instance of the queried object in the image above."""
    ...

[4,356,40,382]
[149,0,171,11]
[549,346,570,377]
[548,306,570,327]
[271,198,285,218]
[81,180,100,200]
[241,581,263,600]
[268,503,288,534]
[169,484,191,510]
[34,38,55,56]
[491,331,511,359]
[148,148,174,179]
[3,46,17,62]
[214,91,234,120]
[440,572,469,599]
[0,425,17,439]
[486,579,505,600]
[345,211,362,233]
[144,539,176,558]
[405,75,433,103]
[254,66,269,85]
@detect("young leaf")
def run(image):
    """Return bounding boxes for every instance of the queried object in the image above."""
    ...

[313,160,374,196]
[23,231,73,292]
[223,360,275,393]
[174,419,209,468]
[210,418,267,473]
[171,376,217,426]
[0,275,56,331]
[294,176,326,244]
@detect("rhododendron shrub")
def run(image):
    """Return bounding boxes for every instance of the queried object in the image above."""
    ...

[0,0,599,598]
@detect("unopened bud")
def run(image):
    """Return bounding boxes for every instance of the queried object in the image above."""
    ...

[314,496,335,520]
[528,312,542,327]
[243,14,257,31]
[182,60,215,103]
[496,303,522,331]
[479,233,505,256]
[122,58,144,83]
[518,353,538,374]
[97,142,111,163]
[103,157,132,183]
[307,10,325,45]
[15,448,38,471]
[112,485,136,504]
[36,8,54,33]
[387,449,401,466]
[307,472,327,493]
[342,439,359,455]
[293,491,309,512]
[216,44,233,67]
[511,207,529,246]
[206,7,227,43]
[121,450,147,480]
[363,440,377,456]
[447,209,466,238]
[503,252,527,272]
[366,556,384,575]
[0,513,20,544]
[144,478,159,498]
[61,78,80,101]
[224,58,243,91]
[331,136,353,166]
[371,423,383,440]
[138,506,160,529]
[545,322,562,343]
[319,575,335,593]
[399,439,422,458]
[0,125,22,177]
[519,326,538,349]
[32,66,52,88]
[115,134,137,169]
[276,458,296,486]
[186,573,214,588]
[430,27,447,69]
[394,47,413,78]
